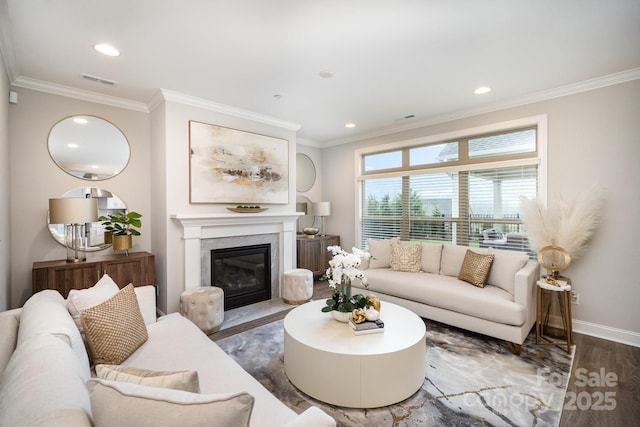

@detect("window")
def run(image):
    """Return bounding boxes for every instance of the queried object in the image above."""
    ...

[358,123,543,256]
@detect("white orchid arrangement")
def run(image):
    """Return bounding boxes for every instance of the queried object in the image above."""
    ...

[322,245,372,313]
[325,245,371,289]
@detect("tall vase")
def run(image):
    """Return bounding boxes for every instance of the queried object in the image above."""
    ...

[332,277,352,322]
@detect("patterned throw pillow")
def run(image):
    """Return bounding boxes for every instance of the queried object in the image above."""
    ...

[81,284,148,365]
[96,365,200,393]
[458,250,495,288]
[390,241,422,272]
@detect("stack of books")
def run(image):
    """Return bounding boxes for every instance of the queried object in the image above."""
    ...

[348,318,385,335]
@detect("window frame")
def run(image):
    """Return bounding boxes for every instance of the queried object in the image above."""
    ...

[354,115,548,249]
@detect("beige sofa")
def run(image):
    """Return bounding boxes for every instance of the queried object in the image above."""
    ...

[352,240,539,353]
[0,274,335,427]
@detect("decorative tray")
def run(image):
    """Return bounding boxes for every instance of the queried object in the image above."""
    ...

[226,207,269,213]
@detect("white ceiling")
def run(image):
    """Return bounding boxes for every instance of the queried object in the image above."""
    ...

[2,0,639,146]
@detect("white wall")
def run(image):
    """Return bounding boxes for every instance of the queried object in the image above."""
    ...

[150,95,298,314]
[321,80,640,345]
[8,88,151,308]
[0,53,10,311]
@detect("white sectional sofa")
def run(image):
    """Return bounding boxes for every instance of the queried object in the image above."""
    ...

[352,240,539,353]
[0,274,335,427]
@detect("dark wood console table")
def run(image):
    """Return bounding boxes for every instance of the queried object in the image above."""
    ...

[32,251,156,298]
[296,235,340,277]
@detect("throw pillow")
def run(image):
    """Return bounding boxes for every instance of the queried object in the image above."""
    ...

[367,237,399,269]
[487,248,530,294]
[458,250,495,288]
[87,379,254,427]
[95,364,200,393]
[68,273,120,334]
[389,241,422,272]
[81,284,148,365]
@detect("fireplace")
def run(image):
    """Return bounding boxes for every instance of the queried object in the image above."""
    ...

[211,244,271,310]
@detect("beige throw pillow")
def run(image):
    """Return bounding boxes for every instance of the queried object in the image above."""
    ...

[367,237,398,269]
[81,284,148,365]
[458,250,495,288]
[87,379,254,427]
[390,241,422,272]
[96,364,200,393]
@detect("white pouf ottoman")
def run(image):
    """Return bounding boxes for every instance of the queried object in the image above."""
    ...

[282,268,314,305]
[180,287,224,334]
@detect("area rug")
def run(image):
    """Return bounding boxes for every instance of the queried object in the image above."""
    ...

[216,317,574,427]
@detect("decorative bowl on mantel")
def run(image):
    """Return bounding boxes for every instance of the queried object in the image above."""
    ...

[227,206,269,213]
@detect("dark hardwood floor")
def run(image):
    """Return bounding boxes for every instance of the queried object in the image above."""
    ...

[213,280,640,425]
[559,332,640,426]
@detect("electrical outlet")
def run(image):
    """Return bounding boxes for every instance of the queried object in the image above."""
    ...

[570,291,579,304]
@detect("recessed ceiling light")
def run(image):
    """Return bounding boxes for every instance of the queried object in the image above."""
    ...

[67,143,79,148]
[73,117,88,124]
[345,123,356,128]
[474,86,491,95]
[94,44,120,57]
[319,71,333,78]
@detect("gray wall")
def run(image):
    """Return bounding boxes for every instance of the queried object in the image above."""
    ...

[321,80,640,345]
[8,87,151,308]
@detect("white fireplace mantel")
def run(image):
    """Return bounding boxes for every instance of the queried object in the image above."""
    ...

[171,212,301,293]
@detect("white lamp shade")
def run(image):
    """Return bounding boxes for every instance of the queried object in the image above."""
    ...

[49,198,98,224]
[312,201,331,217]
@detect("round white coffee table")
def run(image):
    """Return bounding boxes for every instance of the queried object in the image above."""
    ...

[284,300,426,408]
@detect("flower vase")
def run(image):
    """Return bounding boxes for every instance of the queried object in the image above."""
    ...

[332,277,352,322]
[332,310,352,322]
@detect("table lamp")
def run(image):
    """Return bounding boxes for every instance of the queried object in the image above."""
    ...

[49,197,98,263]
[312,201,331,236]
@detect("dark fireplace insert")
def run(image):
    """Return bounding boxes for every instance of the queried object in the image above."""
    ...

[211,244,271,310]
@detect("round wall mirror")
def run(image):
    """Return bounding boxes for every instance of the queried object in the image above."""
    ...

[296,153,316,192]
[296,195,315,232]
[48,187,127,251]
[48,115,130,180]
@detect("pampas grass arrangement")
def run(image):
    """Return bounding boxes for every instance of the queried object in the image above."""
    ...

[519,187,606,260]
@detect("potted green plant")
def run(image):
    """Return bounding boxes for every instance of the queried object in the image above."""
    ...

[99,211,142,254]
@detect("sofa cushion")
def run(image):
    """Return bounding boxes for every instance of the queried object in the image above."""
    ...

[390,240,422,272]
[123,313,302,426]
[0,333,92,427]
[363,269,526,326]
[68,273,120,334]
[81,284,148,365]
[458,250,495,288]
[487,248,530,294]
[17,289,90,376]
[420,242,442,274]
[87,379,254,427]
[367,237,398,269]
[0,311,19,377]
[96,364,200,393]
[440,244,488,277]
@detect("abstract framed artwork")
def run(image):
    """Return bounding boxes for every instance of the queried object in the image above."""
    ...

[189,121,289,204]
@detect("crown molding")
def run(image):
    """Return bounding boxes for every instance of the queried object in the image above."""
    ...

[154,89,301,132]
[0,0,18,82]
[10,76,149,112]
[323,67,640,147]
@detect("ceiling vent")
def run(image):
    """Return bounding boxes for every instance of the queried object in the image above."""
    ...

[81,73,117,85]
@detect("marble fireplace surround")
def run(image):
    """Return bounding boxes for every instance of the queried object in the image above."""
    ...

[171,213,300,300]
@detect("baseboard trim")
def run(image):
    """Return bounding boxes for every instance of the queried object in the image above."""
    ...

[573,319,640,348]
